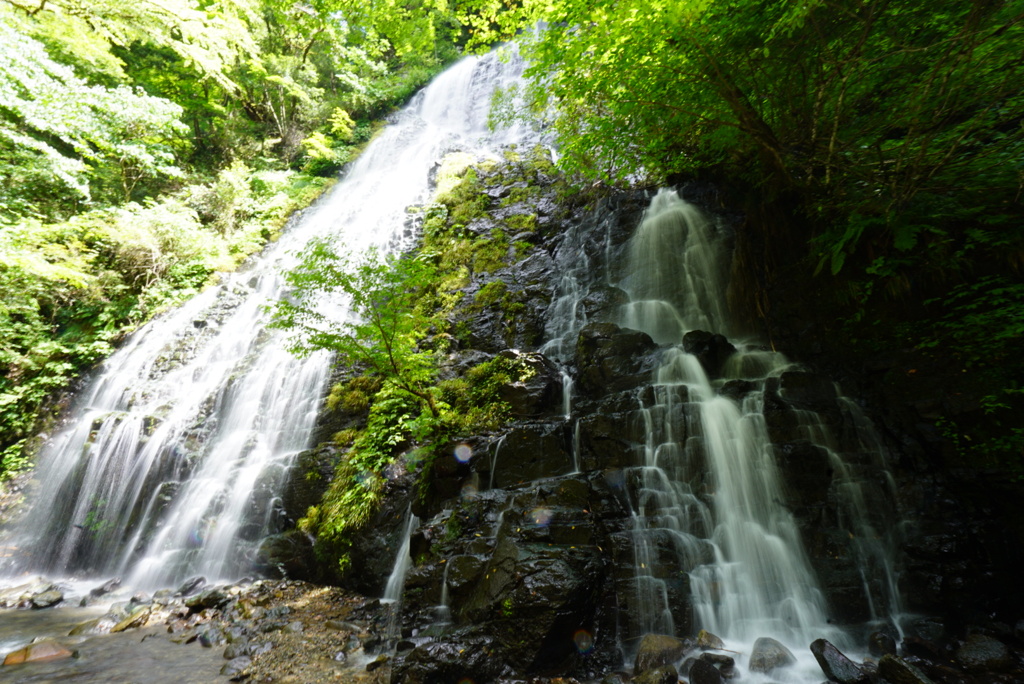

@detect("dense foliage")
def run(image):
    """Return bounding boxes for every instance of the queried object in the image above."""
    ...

[481,0,1024,467]
[3,0,1022,483]
[0,0,490,477]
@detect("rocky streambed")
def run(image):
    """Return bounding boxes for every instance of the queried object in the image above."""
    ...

[3,575,1024,683]
[0,577,394,683]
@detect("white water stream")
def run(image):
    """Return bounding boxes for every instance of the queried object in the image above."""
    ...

[609,190,902,679]
[0,49,534,592]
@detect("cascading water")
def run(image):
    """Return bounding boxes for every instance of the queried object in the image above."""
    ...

[612,190,902,678]
[0,48,536,592]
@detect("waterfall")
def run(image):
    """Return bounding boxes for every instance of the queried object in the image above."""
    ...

[616,190,901,672]
[619,190,731,343]
[0,48,535,591]
[383,511,419,603]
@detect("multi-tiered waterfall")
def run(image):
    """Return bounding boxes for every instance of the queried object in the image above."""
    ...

[0,50,535,591]
[610,190,903,677]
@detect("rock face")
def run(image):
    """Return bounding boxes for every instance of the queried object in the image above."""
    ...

[297,158,1022,684]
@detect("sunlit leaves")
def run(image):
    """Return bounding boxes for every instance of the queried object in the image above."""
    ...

[0,19,188,216]
[2,0,258,90]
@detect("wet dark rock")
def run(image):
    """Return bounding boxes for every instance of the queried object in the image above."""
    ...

[255,531,316,580]
[748,636,796,674]
[688,658,725,684]
[682,330,736,378]
[776,371,839,414]
[954,633,1012,672]
[772,440,831,510]
[633,633,690,675]
[877,654,936,684]
[485,421,574,488]
[282,444,339,524]
[868,630,898,657]
[580,286,629,321]
[186,588,231,612]
[575,322,658,396]
[810,638,869,684]
[696,630,724,650]
[89,578,122,597]
[719,379,756,402]
[699,652,734,667]
[494,350,562,417]
[901,635,943,661]
[391,636,513,683]
[341,470,415,595]
[632,664,678,684]
[30,589,64,609]
[176,576,207,597]
[224,640,250,659]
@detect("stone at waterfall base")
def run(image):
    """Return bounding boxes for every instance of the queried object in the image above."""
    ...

[748,636,797,674]
[3,639,74,665]
[810,638,869,684]
[633,633,692,675]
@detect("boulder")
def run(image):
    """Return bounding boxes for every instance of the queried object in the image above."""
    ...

[175,576,206,597]
[111,606,151,633]
[682,330,736,378]
[688,658,724,684]
[186,587,231,612]
[632,664,678,684]
[255,530,316,580]
[868,630,897,657]
[220,656,251,676]
[954,633,1012,673]
[30,589,64,609]
[877,654,936,684]
[748,636,797,674]
[810,638,869,684]
[633,633,690,675]
[3,639,73,665]
[89,577,122,598]
[696,629,724,650]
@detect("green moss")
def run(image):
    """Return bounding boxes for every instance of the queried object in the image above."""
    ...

[437,167,490,226]
[474,280,508,308]
[505,214,537,233]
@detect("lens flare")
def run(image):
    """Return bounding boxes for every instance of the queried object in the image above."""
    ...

[530,507,553,527]
[454,443,473,463]
[573,629,594,653]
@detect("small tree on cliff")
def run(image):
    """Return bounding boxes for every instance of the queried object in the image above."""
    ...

[271,240,442,419]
